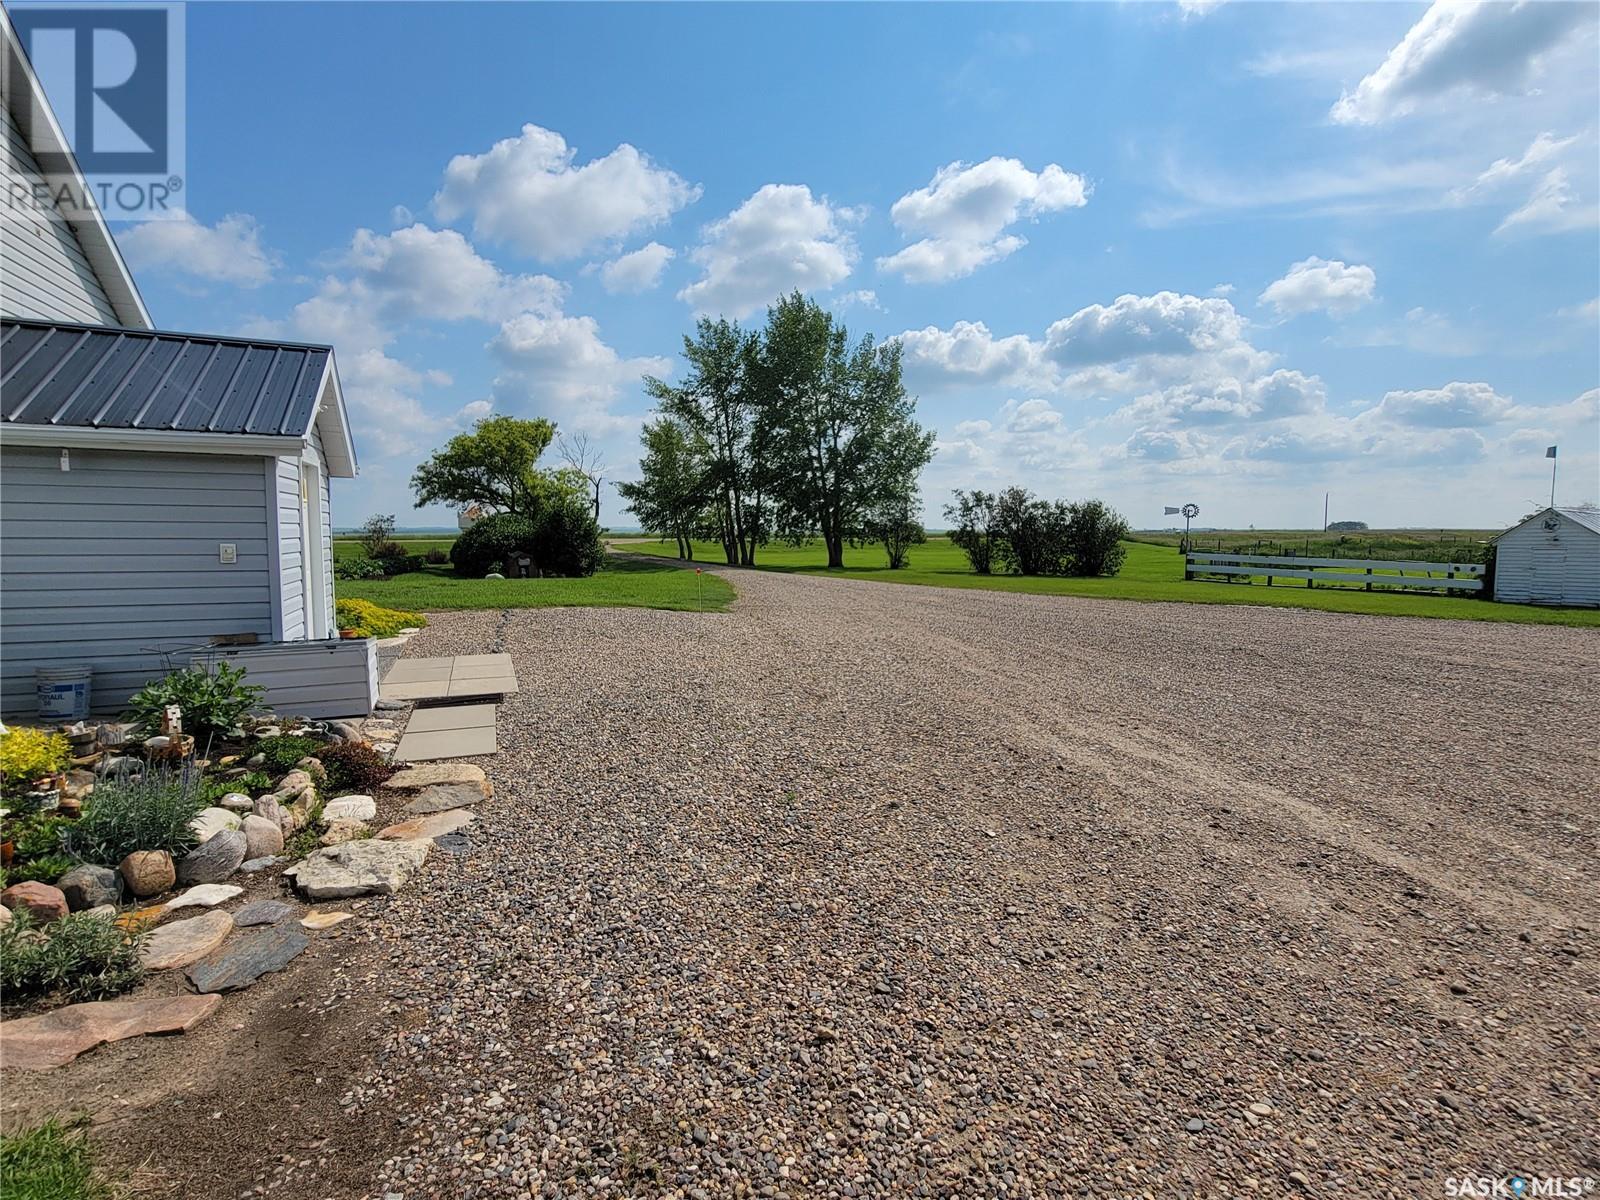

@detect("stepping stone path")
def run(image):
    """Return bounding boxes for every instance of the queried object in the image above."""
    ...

[324,795,377,821]
[163,883,243,913]
[187,925,309,993]
[142,910,235,970]
[285,838,431,900]
[402,782,490,814]
[385,762,490,792]
[301,910,354,930]
[234,899,297,927]
[377,809,475,841]
[1,994,222,1070]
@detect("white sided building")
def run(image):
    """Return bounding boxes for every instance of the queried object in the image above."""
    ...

[1492,507,1600,608]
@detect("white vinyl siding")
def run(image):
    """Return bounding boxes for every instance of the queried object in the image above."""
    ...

[1494,512,1600,608]
[0,445,274,713]
[0,104,119,326]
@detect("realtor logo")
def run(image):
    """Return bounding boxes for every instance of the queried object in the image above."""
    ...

[7,2,185,219]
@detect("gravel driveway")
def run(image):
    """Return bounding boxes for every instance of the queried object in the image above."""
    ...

[351,568,1598,1198]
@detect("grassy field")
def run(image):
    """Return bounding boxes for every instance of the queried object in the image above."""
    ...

[1132,527,1494,560]
[621,537,1600,627]
[336,555,734,613]
[333,535,454,561]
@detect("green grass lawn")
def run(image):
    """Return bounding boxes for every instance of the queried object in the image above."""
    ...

[333,536,455,561]
[622,537,1600,627]
[0,1118,109,1200]
[336,555,734,614]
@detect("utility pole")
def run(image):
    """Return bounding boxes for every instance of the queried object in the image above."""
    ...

[1323,492,1329,532]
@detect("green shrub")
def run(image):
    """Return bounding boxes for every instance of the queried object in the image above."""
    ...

[0,728,71,794]
[314,742,394,794]
[1061,499,1129,577]
[451,512,537,577]
[0,855,75,887]
[335,597,426,638]
[127,663,266,746]
[59,765,208,864]
[255,735,322,775]
[334,555,386,581]
[529,499,605,578]
[0,1117,110,1200]
[424,546,450,565]
[0,909,146,1004]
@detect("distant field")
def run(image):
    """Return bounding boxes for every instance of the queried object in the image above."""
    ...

[333,535,455,561]
[1132,528,1494,560]
[621,537,1600,627]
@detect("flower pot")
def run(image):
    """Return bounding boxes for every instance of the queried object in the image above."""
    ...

[339,628,360,639]
[1,841,13,867]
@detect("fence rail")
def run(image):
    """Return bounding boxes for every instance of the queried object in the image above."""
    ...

[1185,551,1484,592]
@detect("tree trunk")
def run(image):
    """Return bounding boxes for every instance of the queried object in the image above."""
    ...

[826,532,844,569]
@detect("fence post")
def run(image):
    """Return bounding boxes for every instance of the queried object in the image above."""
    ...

[1365,567,1372,592]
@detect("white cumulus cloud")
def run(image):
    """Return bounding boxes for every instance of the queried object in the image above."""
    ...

[489,311,671,437]
[879,157,1089,283]
[1258,256,1377,317]
[1375,381,1514,427]
[119,212,275,286]
[434,124,700,260]
[599,242,675,294]
[1331,0,1593,125]
[678,184,859,318]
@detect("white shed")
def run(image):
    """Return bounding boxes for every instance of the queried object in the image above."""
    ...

[1492,507,1600,608]
[0,14,375,718]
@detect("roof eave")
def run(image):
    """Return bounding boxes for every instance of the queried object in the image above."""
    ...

[310,355,358,478]
[0,423,304,457]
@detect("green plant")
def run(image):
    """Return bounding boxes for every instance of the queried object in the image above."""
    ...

[0,1116,111,1200]
[314,742,394,794]
[59,765,208,864]
[11,812,68,859]
[126,662,267,746]
[359,513,398,558]
[424,546,450,564]
[334,597,426,638]
[255,735,322,775]
[198,770,272,805]
[335,555,386,581]
[0,728,71,793]
[451,512,538,577]
[0,855,74,887]
[0,909,146,1005]
[528,498,606,578]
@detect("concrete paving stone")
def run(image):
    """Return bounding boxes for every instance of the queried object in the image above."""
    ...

[395,726,497,761]
[404,703,497,733]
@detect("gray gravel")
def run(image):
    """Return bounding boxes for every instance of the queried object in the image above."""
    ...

[343,569,1598,1198]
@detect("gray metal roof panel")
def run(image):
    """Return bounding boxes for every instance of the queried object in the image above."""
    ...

[0,317,332,437]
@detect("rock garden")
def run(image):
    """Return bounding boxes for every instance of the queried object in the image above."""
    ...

[0,654,488,1073]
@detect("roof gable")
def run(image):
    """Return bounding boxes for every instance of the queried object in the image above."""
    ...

[1498,506,1600,541]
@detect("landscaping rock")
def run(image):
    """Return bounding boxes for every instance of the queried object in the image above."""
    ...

[84,904,115,919]
[115,905,165,933]
[284,838,430,900]
[0,994,222,1070]
[238,856,285,873]
[234,899,296,927]
[323,794,377,822]
[218,792,255,813]
[385,762,490,794]
[301,910,354,930]
[190,806,242,843]
[0,905,13,928]
[177,829,247,885]
[119,850,175,897]
[330,719,365,742]
[242,813,285,859]
[286,792,319,833]
[142,910,235,970]
[187,924,309,993]
[278,769,315,794]
[295,757,329,786]
[163,883,243,913]
[57,865,121,911]
[402,783,489,814]
[319,818,369,846]
[377,808,475,841]
[1,881,69,923]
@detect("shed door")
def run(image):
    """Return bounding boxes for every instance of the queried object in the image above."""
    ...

[1529,542,1566,605]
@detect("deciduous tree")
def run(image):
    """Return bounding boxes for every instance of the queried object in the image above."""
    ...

[411,416,558,520]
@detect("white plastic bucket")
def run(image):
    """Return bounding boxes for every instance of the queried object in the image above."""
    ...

[36,665,92,721]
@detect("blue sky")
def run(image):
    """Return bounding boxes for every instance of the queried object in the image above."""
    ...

[91,1,1599,530]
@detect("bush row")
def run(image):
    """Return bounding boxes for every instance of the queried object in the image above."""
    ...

[945,488,1130,577]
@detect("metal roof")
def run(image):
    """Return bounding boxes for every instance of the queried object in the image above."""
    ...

[1,317,331,436]
[1557,507,1600,536]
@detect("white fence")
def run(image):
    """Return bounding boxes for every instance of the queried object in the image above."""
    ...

[1184,552,1485,592]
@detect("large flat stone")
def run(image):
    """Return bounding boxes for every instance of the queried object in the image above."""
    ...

[163,883,243,914]
[402,782,490,814]
[385,762,489,792]
[233,899,296,927]
[323,794,376,822]
[376,808,476,841]
[0,994,222,1070]
[283,838,431,900]
[186,925,309,993]
[141,910,234,970]
[177,829,247,884]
